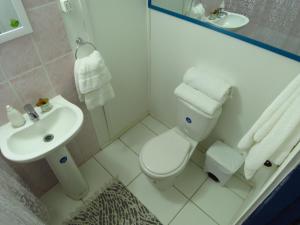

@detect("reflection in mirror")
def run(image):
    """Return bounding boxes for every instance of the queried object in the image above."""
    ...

[0,0,32,44]
[0,0,21,34]
[151,0,300,59]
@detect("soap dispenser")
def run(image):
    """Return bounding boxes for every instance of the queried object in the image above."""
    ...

[6,105,26,128]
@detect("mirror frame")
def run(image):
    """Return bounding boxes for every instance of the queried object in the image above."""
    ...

[0,0,32,44]
[148,0,300,62]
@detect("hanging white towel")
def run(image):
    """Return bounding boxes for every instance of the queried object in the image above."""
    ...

[174,83,221,117]
[244,94,300,179]
[238,74,300,150]
[183,67,232,103]
[74,50,115,110]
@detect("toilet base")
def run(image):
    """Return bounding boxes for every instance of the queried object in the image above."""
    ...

[146,175,177,191]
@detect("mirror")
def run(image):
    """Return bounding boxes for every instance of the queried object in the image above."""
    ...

[0,0,32,44]
[150,0,300,62]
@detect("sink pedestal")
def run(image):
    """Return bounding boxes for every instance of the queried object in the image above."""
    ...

[46,147,89,200]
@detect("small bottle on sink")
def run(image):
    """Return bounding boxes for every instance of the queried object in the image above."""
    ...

[6,105,26,128]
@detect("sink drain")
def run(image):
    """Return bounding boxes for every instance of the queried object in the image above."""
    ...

[43,134,54,143]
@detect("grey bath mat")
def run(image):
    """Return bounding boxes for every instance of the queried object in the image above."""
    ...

[65,181,162,225]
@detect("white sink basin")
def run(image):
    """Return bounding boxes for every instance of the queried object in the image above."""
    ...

[0,95,83,162]
[0,95,89,200]
[207,12,249,31]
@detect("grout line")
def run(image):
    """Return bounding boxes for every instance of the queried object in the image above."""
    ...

[141,121,161,135]
[225,185,247,201]
[234,173,254,188]
[119,138,140,156]
[189,177,209,200]
[126,172,142,187]
[30,36,57,96]
[44,51,73,65]
[5,52,72,82]
[167,199,189,225]
[190,157,204,170]
[191,201,221,225]
[173,186,190,199]
[27,1,56,11]
[139,122,157,136]
[92,155,115,178]
[7,81,24,107]
[8,65,43,81]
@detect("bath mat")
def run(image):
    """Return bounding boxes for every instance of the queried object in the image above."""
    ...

[65,181,162,225]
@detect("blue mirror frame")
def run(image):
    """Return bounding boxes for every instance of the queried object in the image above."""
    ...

[148,0,300,63]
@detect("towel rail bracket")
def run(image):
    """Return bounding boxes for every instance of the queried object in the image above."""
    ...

[75,37,97,59]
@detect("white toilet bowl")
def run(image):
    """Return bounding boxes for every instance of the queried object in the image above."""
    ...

[139,87,226,189]
[139,128,197,190]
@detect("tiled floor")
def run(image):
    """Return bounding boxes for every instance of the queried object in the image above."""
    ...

[41,115,252,225]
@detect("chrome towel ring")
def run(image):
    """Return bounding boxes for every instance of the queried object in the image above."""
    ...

[75,37,97,59]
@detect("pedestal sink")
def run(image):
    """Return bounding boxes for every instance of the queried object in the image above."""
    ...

[0,95,89,200]
[206,12,249,31]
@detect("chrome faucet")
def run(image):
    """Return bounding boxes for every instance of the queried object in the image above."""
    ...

[24,104,39,121]
[209,8,228,20]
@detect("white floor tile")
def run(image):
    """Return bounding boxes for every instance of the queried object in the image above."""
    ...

[142,116,169,135]
[120,123,156,154]
[41,185,82,225]
[128,174,188,225]
[79,158,112,199]
[170,202,218,225]
[226,176,252,199]
[174,162,207,198]
[192,179,244,225]
[191,149,206,168]
[94,140,141,185]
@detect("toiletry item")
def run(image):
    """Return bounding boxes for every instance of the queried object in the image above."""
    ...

[36,98,52,113]
[6,105,26,128]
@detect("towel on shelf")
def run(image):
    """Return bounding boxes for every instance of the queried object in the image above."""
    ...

[243,94,300,179]
[74,50,115,110]
[183,67,232,103]
[189,3,206,19]
[238,74,300,150]
[174,83,221,117]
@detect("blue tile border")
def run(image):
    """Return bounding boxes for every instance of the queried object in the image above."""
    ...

[148,0,300,63]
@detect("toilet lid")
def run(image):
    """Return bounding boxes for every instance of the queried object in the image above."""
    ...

[140,130,191,175]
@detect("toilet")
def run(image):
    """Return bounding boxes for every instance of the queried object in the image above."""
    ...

[139,98,223,189]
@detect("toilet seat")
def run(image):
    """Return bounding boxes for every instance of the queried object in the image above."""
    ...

[140,129,191,178]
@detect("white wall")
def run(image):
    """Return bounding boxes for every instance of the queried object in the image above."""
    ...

[0,0,19,32]
[86,0,148,138]
[62,0,149,145]
[149,10,300,149]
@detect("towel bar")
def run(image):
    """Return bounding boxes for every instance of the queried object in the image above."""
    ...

[75,37,97,59]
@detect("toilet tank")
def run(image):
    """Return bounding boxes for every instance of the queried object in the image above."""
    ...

[176,98,222,141]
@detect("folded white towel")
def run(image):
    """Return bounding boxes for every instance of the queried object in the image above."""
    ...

[189,3,205,19]
[174,83,221,117]
[84,84,115,110]
[238,74,300,150]
[183,67,232,103]
[74,50,115,110]
[244,94,300,179]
